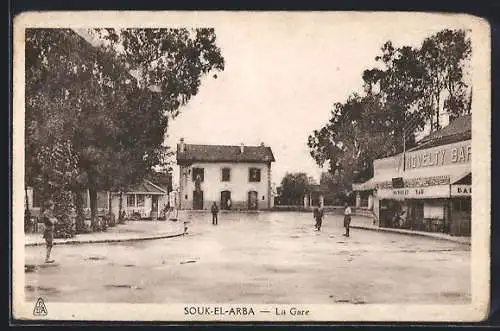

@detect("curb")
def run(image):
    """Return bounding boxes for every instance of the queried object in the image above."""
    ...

[350,225,471,245]
[25,231,186,247]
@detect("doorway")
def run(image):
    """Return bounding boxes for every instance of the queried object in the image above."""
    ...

[151,195,159,215]
[221,191,231,210]
[193,191,204,210]
[248,191,258,210]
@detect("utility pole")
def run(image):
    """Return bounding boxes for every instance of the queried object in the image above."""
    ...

[402,127,406,172]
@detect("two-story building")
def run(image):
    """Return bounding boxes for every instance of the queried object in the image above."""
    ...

[176,139,275,210]
[352,115,471,236]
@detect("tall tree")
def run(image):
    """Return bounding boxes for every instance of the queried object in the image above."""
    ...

[308,28,471,191]
[25,28,225,230]
[280,172,314,205]
[419,29,471,127]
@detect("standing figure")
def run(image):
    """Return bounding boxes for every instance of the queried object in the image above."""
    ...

[41,200,57,263]
[211,202,219,225]
[343,203,352,237]
[226,198,231,210]
[315,205,324,231]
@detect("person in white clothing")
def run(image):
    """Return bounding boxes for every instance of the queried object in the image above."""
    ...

[343,203,352,237]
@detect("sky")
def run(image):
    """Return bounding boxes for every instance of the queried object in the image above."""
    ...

[163,13,473,187]
[76,13,473,187]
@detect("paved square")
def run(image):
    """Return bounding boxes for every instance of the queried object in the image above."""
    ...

[25,212,470,304]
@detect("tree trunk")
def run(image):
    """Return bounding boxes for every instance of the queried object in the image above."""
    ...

[24,187,31,232]
[89,188,98,230]
[108,192,113,215]
[74,190,86,233]
[107,191,116,227]
[118,191,124,223]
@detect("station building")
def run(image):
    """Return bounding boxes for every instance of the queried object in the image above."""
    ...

[176,139,275,210]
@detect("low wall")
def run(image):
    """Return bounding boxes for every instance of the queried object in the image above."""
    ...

[271,205,375,217]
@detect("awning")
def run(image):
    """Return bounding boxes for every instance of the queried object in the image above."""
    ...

[450,172,471,196]
[352,172,397,191]
[451,172,471,185]
[353,167,470,191]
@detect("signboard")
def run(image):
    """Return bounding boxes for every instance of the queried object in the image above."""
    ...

[451,185,471,197]
[404,140,471,171]
[392,177,404,188]
[377,185,450,200]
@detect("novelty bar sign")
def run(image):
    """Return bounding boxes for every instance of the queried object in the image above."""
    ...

[404,140,471,170]
[451,185,471,196]
[377,185,450,199]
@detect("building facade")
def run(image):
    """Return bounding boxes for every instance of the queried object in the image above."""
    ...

[110,180,169,219]
[26,180,168,220]
[353,115,471,236]
[176,139,275,210]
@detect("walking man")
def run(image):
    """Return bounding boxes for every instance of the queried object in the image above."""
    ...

[41,200,57,263]
[314,204,324,231]
[211,202,219,225]
[343,203,352,237]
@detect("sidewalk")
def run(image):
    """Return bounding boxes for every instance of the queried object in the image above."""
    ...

[349,215,471,245]
[25,220,186,246]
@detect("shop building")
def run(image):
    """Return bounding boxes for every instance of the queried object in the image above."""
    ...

[352,115,471,236]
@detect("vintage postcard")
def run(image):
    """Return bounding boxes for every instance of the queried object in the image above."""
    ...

[12,11,491,322]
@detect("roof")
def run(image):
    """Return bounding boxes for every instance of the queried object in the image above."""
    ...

[410,115,471,151]
[126,180,168,194]
[177,143,275,164]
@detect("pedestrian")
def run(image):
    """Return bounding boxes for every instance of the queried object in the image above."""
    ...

[315,204,324,231]
[211,202,219,225]
[226,198,231,210]
[41,200,57,263]
[313,206,318,230]
[343,203,352,237]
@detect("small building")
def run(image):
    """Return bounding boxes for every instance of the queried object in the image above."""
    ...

[176,139,275,210]
[353,115,471,236]
[110,180,169,219]
[25,179,169,220]
[303,184,326,208]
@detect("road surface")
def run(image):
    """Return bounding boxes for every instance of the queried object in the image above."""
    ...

[25,212,470,304]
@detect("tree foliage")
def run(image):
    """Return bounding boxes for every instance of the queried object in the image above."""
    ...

[308,29,471,188]
[279,172,316,205]
[25,28,225,230]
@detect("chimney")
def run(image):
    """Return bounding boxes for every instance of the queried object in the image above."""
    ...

[240,143,244,154]
[260,142,265,147]
[179,138,185,152]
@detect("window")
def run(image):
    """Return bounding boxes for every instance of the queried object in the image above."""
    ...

[136,195,145,207]
[249,168,261,182]
[192,167,205,182]
[222,168,231,182]
[32,188,41,208]
[453,198,471,212]
[97,192,109,209]
[127,194,135,207]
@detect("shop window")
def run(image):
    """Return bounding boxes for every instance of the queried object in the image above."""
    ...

[221,168,231,182]
[192,168,204,182]
[249,168,261,182]
[126,194,135,207]
[424,203,444,219]
[453,198,471,212]
[136,195,145,207]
